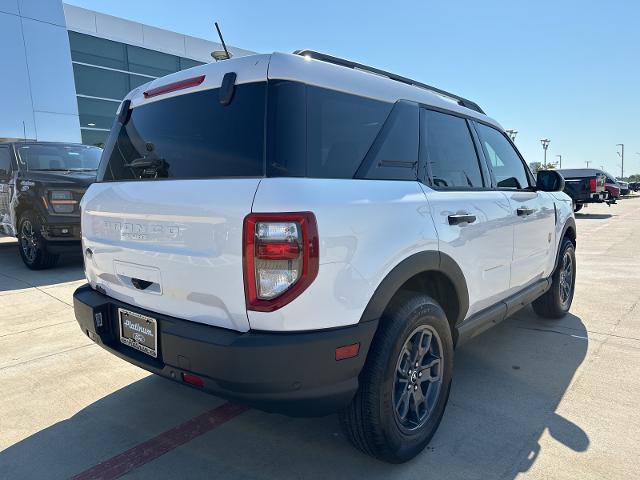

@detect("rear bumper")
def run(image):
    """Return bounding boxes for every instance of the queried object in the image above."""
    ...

[73,284,377,416]
[575,192,606,204]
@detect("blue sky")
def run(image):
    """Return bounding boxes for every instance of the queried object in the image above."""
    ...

[68,0,640,176]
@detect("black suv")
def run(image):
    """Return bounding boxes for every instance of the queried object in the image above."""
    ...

[0,142,102,269]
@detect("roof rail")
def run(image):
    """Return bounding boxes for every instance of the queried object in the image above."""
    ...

[293,50,485,115]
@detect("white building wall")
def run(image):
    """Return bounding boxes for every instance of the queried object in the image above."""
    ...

[63,4,255,62]
[0,0,81,142]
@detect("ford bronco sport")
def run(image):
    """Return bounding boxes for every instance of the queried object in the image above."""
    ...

[73,50,576,463]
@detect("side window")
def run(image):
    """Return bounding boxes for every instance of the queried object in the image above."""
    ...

[422,109,484,189]
[0,147,12,177]
[475,123,530,189]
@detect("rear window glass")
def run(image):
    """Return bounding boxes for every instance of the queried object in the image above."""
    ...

[99,82,266,181]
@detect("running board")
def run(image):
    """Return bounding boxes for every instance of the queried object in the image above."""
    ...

[456,278,551,346]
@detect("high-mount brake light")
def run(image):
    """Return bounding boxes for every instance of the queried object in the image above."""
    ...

[589,177,597,193]
[143,75,206,99]
[243,213,319,312]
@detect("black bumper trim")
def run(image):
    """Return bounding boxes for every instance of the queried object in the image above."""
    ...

[73,284,378,416]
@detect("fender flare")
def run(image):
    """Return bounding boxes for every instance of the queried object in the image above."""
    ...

[359,250,469,327]
[555,217,576,269]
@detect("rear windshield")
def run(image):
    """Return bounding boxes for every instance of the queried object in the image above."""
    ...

[99,80,400,182]
[17,144,102,171]
[99,82,266,181]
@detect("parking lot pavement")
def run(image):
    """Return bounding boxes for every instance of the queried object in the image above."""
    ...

[1,199,639,480]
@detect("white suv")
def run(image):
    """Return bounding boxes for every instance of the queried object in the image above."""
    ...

[73,50,576,463]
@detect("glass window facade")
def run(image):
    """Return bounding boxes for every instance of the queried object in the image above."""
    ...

[68,32,205,147]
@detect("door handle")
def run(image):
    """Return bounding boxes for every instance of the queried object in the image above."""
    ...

[517,207,536,217]
[448,213,477,225]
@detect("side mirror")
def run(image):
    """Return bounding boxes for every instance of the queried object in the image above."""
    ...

[536,170,565,192]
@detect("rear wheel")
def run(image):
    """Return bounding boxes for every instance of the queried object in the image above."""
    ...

[17,211,59,270]
[340,294,453,463]
[573,204,583,213]
[533,238,575,319]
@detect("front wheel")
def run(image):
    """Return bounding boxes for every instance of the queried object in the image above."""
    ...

[532,238,576,319]
[17,211,59,270]
[340,294,453,463]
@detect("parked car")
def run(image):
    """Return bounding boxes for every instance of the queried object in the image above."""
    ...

[629,181,640,192]
[73,50,577,463]
[556,168,607,212]
[0,142,102,269]
[617,179,630,196]
[603,172,621,200]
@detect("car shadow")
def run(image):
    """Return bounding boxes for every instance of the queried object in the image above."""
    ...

[0,308,588,479]
[575,213,613,219]
[0,239,84,293]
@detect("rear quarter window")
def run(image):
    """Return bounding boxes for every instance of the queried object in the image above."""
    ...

[266,82,392,179]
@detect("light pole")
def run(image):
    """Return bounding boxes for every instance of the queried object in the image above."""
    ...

[617,144,624,179]
[505,129,518,142]
[555,154,562,168]
[586,161,592,168]
[540,138,550,168]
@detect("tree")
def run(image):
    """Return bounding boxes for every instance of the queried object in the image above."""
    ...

[529,162,557,173]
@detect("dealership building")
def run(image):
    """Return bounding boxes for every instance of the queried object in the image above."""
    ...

[0,0,253,146]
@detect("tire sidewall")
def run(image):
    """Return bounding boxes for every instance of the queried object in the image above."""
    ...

[376,298,453,461]
[17,211,45,268]
[552,239,576,313]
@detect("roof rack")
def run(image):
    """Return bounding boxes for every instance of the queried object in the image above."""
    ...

[293,50,485,115]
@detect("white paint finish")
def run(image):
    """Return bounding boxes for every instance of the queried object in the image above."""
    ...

[142,24,186,56]
[18,0,65,26]
[21,16,78,116]
[0,0,19,15]
[81,179,262,332]
[126,54,271,108]
[249,178,438,331]
[502,191,557,289]
[422,187,515,316]
[268,53,502,129]
[0,11,37,140]
[32,111,81,142]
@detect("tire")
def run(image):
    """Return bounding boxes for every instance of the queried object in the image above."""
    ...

[339,294,453,463]
[17,211,59,270]
[532,238,576,319]
[573,204,583,213]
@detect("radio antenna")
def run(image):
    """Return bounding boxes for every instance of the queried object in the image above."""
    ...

[212,22,232,61]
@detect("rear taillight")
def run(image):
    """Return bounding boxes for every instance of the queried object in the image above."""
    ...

[243,213,319,312]
[589,177,597,193]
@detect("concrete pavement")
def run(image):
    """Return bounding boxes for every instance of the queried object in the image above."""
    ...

[0,199,639,479]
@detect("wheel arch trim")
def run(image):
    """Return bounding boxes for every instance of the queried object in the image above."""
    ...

[359,250,469,327]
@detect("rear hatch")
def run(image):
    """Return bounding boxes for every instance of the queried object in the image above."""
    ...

[82,55,271,332]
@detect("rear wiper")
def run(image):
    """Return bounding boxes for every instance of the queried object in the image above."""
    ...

[123,156,169,178]
[123,157,166,169]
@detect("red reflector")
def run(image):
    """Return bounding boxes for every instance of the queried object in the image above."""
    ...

[144,75,206,99]
[256,241,300,260]
[589,177,597,193]
[335,343,360,361]
[182,373,205,388]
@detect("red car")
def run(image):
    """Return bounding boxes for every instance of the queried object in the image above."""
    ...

[603,172,621,201]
